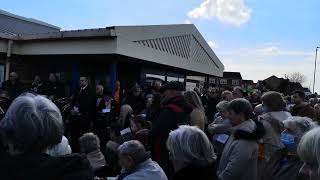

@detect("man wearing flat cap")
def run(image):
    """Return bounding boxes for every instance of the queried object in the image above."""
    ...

[149,81,193,176]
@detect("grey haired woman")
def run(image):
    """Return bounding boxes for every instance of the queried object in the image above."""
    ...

[0,94,94,180]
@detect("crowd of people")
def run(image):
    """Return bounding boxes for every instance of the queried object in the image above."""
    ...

[0,71,320,180]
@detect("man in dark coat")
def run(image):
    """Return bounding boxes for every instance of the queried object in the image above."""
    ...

[203,87,221,123]
[149,81,193,175]
[1,72,24,101]
[94,87,119,152]
[45,73,65,99]
[70,76,95,152]
[123,84,145,115]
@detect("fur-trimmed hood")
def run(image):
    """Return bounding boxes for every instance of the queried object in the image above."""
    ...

[234,120,265,141]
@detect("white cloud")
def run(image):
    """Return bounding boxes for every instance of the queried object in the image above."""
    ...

[220,46,313,58]
[185,19,192,24]
[208,41,219,49]
[188,0,252,26]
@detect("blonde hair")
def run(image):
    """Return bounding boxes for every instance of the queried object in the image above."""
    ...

[184,91,204,110]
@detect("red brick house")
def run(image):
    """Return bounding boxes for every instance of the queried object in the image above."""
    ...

[209,71,243,88]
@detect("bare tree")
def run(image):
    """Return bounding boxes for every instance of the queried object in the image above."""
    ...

[287,72,307,84]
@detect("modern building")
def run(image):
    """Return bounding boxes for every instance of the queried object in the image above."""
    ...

[0,10,224,94]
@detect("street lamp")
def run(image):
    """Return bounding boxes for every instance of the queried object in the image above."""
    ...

[313,46,319,94]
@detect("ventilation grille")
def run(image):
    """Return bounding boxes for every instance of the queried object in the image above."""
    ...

[134,35,191,58]
[190,36,219,68]
[134,35,219,68]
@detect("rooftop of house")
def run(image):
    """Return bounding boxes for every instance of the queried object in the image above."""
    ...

[223,71,242,79]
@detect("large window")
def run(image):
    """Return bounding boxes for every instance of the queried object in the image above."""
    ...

[146,74,166,81]
[178,78,185,83]
[220,79,227,85]
[209,78,216,84]
[167,76,185,83]
[167,76,179,82]
[232,80,239,86]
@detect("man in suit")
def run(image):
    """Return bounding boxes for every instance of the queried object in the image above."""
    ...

[69,76,95,152]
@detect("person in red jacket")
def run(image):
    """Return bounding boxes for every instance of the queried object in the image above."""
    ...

[149,81,193,176]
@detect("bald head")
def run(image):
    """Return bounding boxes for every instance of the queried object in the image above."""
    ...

[9,72,18,82]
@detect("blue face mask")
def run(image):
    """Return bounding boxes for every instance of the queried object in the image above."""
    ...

[281,132,296,150]
[262,105,268,113]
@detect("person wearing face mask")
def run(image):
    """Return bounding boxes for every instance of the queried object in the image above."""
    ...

[264,116,317,180]
[281,117,317,155]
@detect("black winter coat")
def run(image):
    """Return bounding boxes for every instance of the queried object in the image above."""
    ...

[44,81,65,98]
[203,97,220,123]
[172,163,218,180]
[0,153,94,180]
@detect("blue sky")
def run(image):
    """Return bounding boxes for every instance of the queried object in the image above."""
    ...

[1,0,320,91]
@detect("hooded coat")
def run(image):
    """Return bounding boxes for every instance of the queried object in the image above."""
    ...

[218,119,265,180]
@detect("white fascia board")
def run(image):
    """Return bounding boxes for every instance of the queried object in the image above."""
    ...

[12,38,117,55]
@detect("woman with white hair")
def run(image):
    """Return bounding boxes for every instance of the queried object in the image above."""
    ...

[0,94,94,180]
[184,91,207,130]
[298,127,320,179]
[117,140,167,180]
[263,116,317,180]
[79,132,106,171]
[167,125,217,180]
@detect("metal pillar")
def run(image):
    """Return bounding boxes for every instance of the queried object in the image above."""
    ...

[5,40,13,80]
[71,62,80,95]
[313,47,319,94]
[110,61,117,98]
